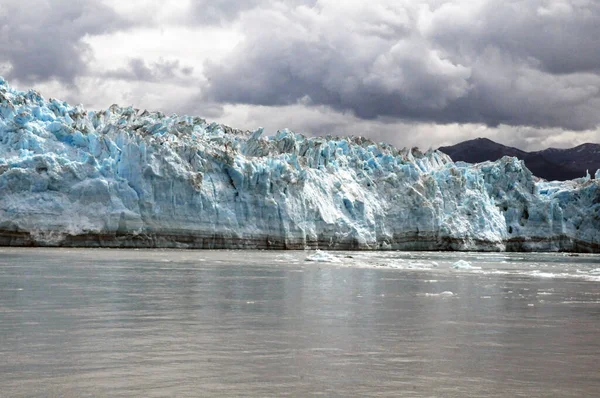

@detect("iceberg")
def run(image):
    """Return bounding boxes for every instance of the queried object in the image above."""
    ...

[1,78,599,252]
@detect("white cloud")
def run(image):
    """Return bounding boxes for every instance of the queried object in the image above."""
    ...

[3,0,599,151]
[84,25,241,77]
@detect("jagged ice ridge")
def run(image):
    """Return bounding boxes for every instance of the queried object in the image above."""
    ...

[1,77,599,251]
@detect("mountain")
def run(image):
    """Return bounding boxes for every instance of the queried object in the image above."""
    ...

[538,143,600,177]
[438,138,600,181]
[1,78,600,252]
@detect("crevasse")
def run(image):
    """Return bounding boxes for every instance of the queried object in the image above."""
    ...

[1,77,599,251]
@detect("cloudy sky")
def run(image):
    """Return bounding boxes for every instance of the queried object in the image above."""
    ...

[1,0,599,150]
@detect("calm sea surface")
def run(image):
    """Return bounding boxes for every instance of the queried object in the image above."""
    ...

[1,248,599,397]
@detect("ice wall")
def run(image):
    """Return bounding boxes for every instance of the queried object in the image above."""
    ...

[1,78,599,251]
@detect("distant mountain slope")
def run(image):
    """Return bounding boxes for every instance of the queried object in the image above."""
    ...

[538,143,600,175]
[439,138,600,181]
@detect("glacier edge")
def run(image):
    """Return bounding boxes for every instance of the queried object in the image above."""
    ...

[1,78,599,252]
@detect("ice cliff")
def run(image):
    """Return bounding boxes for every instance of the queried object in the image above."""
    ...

[1,78,599,251]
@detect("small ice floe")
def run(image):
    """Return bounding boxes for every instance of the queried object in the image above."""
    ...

[405,261,433,270]
[425,291,454,297]
[275,253,297,262]
[589,268,600,275]
[451,260,481,270]
[305,250,341,263]
[430,261,439,267]
[529,271,558,278]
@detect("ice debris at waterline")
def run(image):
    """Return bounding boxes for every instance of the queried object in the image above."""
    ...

[1,78,599,251]
[305,250,342,263]
[424,292,454,298]
[452,260,482,270]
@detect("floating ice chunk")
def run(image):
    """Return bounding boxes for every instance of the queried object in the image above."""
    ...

[406,261,431,269]
[529,271,558,278]
[452,260,482,270]
[305,250,341,263]
[275,253,297,262]
[425,291,454,297]
[588,268,600,275]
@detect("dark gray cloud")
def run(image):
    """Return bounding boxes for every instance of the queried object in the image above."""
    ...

[203,0,600,131]
[106,58,194,82]
[0,0,130,83]
[188,0,316,25]
[2,0,599,145]
[429,1,600,75]
[189,0,265,23]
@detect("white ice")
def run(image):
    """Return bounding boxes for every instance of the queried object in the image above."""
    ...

[1,77,599,251]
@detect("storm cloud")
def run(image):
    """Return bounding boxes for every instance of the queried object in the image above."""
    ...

[188,0,317,24]
[0,0,130,83]
[204,0,600,130]
[106,58,194,82]
[1,0,599,149]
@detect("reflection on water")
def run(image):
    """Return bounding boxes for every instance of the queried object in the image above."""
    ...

[1,249,599,397]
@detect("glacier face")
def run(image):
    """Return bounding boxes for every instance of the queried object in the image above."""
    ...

[1,77,599,251]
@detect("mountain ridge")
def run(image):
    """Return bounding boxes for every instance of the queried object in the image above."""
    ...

[439,138,600,181]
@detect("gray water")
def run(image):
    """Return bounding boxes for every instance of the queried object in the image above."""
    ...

[1,249,599,397]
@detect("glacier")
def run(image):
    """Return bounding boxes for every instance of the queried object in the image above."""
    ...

[1,77,599,252]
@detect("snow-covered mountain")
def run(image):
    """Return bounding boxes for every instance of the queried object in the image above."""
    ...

[1,78,599,251]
